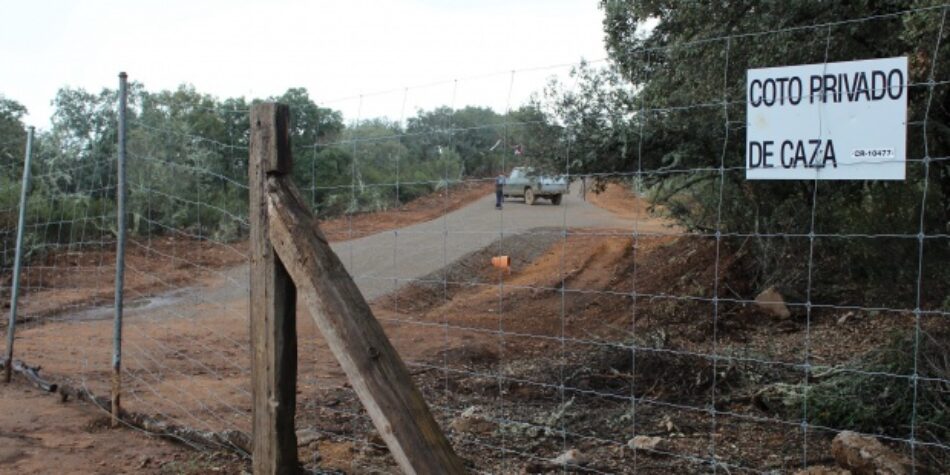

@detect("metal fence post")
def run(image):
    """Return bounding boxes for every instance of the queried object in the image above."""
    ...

[112,71,129,425]
[3,126,34,383]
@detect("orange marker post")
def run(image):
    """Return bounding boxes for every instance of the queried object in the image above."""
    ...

[491,255,511,275]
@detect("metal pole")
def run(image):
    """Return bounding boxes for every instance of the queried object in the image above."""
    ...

[3,127,34,383]
[112,72,128,425]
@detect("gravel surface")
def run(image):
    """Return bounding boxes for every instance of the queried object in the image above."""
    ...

[335,185,633,300]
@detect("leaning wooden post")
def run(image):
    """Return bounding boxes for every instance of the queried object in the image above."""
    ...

[266,174,467,474]
[249,103,299,474]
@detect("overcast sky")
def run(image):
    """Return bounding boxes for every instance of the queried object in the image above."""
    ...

[1,0,609,129]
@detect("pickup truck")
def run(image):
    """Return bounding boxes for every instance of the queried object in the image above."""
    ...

[502,167,568,205]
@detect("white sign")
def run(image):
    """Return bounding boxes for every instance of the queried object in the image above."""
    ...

[746,56,907,180]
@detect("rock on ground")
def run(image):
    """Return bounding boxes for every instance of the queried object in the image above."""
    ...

[794,466,853,475]
[755,286,791,319]
[295,428,323,447]
[628,435,669,453]
[449,406,496,435]
[831,431,910,475]
[550,449,587,467]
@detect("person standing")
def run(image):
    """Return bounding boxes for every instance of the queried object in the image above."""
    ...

[495,172,506,209]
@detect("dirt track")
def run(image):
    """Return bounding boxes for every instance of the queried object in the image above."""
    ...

[51,182,656,320]
[210,182,657,304]
[337,182,660,300]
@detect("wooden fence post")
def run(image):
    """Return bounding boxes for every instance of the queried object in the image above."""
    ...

[249,103,299,474]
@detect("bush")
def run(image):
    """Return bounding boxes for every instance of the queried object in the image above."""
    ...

[762,329,949,448]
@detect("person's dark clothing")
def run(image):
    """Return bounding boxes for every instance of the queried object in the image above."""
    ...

[495,175,506,209]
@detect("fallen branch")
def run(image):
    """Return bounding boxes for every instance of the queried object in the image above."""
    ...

[1,358,57,392]
[2,357,250,457]
[120,410,252,456]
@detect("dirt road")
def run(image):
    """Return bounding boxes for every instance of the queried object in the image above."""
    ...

[337,183,657,300]
[65,182,656,319]
[214,183,654,304]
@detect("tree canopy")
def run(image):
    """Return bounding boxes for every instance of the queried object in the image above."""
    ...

[536,1,950,304]
[0,82,567,258]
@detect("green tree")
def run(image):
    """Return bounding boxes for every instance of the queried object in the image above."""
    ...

[270,87,345,199]
[0,96,29,262]
[0,96,27,168]
[405,106,505,177]
[47,87,121,197]
[507,104,565,174]
[552,1,950,306]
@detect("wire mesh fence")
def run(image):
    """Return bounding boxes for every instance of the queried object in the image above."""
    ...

[1,3,949,474]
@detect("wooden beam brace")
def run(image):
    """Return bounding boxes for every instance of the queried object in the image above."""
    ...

[265,174,465,475]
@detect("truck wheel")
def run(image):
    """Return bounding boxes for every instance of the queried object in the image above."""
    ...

[525,188,536,205]
[550,194,562,205]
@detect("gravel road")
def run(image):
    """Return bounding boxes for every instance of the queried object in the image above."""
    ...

[335,184,635,300]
